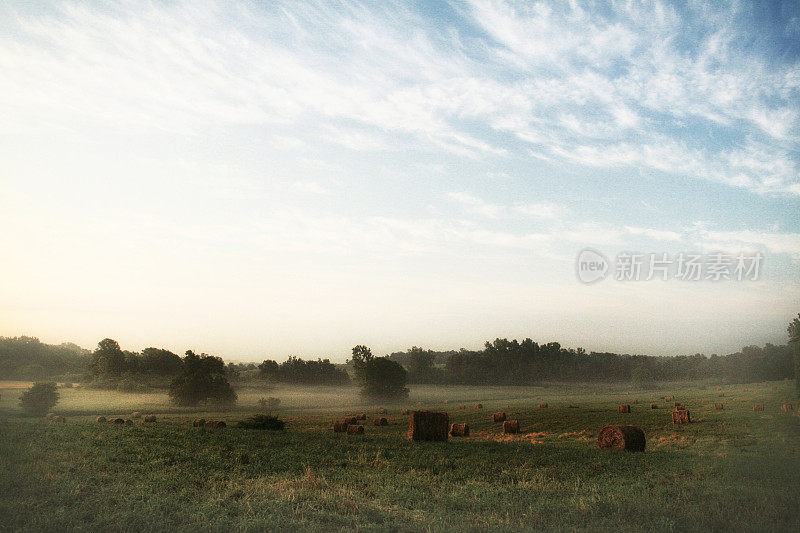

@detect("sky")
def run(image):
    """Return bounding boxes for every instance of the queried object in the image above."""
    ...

[1,0,799,361]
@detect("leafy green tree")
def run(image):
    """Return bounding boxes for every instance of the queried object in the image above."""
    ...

[406,346,441,383]
[140,348,182,376]
[350,345,408,400]
[789,314,800,396]
[19,382,59,415]
[90,338,126,376]
[169,350,237,407]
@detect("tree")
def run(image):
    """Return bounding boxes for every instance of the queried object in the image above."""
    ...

[406,347,441,384]
[90,338,126,376]
[350,345,408,400]
[789,314,800,396]
[140,348,183,376]
[168,350,237,407]
[19,382,59,415]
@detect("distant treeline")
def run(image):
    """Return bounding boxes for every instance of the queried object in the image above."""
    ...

[258,356,350,384]
[0,335,794,387]
[389,340,794,385]
[0,337,90,380]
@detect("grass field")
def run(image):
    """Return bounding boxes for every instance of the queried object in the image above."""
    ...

[1,381,799,531]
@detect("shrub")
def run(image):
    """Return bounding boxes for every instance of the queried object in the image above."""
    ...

[237,415,285,430]
[19,382,59,416]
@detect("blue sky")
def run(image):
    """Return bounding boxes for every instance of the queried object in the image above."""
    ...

[0,1,798,360]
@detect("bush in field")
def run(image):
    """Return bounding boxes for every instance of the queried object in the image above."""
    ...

[257,397,281,414]
[19,382,59,416]
[350,345,409,400]
[237,414,285,430]
[169,351,237,407]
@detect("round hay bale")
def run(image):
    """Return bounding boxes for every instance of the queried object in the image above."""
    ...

[597,425,645,452]
[131,412,141,419]
[346,424,364,435]
[449,423,469,437]
[333,420,349,432]
[96,416,107,423]
[502,420,520,434]
[193,418,206,427]
[618,404,631,413]
[650,403,658,409]
[672,409,691,424]
[143,414,157,423]
[492,412,507,422]
[374,417,388,426]
[408,410,449,442]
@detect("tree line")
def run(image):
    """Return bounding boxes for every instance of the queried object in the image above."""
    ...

[2,319,798,391]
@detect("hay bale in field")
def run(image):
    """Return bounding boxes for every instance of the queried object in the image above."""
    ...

[143,414,157,423]
[781,404,793,412]
[597,425,645,452]
[374,417,388,426]
[503,420,520,434]
[753,404,765,412]
[474,403,482,409]
[344,416,358,425]
[408,410,449,442]
[355,413,367,420]
[650,403,658,409]
[672,409,691,424]
[96,416,107,423]
[124,419,133,425]
[714,403,724,410]
[111,418,125,424]
[450,423,469,437]
[333,420,349,432]
[192,418,206,427]
[492,412,507,422]
[131,412,141,419]
[618,404,631,413]
[346,424,364,435]
[538,403,548,408]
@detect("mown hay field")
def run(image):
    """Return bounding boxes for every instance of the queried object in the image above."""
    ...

[1,381,799,531]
